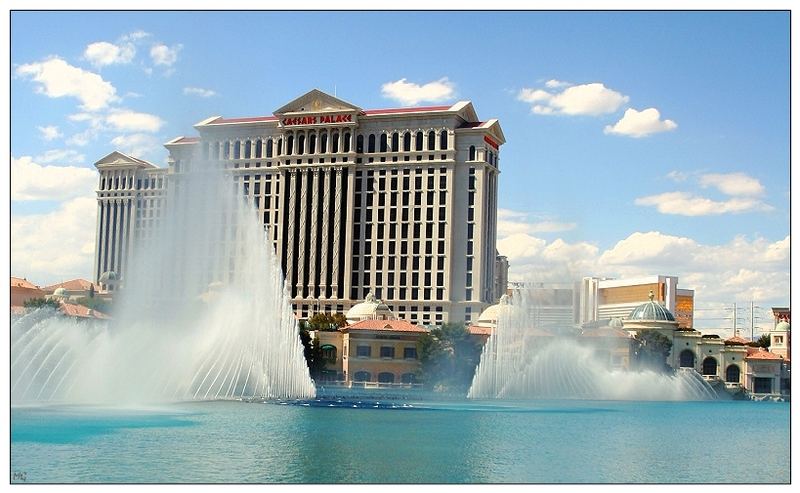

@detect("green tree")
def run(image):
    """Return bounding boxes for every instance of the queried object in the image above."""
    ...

[634,329,673,373]
[306,312,347,331]
[23,298,61,311]
[419,322,484,393]
[750,333,771,348]
[299,328,326,379]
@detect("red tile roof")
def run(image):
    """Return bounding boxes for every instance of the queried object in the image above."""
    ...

[362,105,452,115]
[59,302,111,320]
[745,347,783,360]
[468,325,493,336]
[342,319,427,333]
[173,136,199,144]
[209,116,279,124]
[43,279,96,292]
[724,336,751,346]
[11,277,40,290]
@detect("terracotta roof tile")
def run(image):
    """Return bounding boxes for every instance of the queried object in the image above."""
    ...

[342,319,427,333]
[11,277,40,289]
[724,336,751,345]
[43,279,96,292]
[745,347,784,360]
[210,115,279,124]
[468,325,493,336]
[59,302,111,320]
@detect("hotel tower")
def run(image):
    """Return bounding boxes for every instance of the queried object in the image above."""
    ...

[93,89,506,325]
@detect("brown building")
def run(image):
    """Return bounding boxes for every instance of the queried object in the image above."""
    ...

[11,277,45,309]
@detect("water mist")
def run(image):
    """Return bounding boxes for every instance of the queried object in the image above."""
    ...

[11,157,316,405]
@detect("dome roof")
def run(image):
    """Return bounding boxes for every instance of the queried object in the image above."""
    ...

[99,271,118,283]
[53,287,68,297]
[774,321,790,332]
[608,318,624,329]
[626,291,676,322]
[345,292,394,321]
[476,294,511,327]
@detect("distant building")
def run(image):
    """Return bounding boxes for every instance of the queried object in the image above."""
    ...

[10,277,45,309]
[493,253,509,302]
[579,275,694,329]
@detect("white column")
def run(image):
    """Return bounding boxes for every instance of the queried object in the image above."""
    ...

[94,198,104,282]
[297,168,308,294]
[319,167,331,298]
[286,170,297,294]
[309,167,320,299]
[331,167,343,298]
[112,199,122,274]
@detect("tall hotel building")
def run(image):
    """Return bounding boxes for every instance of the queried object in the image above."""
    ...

[93,89,506,325]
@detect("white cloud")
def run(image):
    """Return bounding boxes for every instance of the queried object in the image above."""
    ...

[11,197,97,285]
[545,79,570,88]
[699,172,765,196]
[105,109,164,133]
[150,43,182,66]
[497,209,577,237]
[381,77,456,106]
[604,107,677,137]
[16,57,118,111]
[499,229,789,310]
[38,125,62,141]
[84,41,136,67]
[666,170,689,182]
[110,134,162,158]
[183,87,217,98]
[635,191,773,216]
[11,156,97,201]
[519,82,629,116]
[34,149,85,164]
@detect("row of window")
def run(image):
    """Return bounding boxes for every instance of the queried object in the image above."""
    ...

[100,175,164,191]
[467,145,498,166]
[352,287,447,303]
[352,371,417,384]
[355,345,417,359]
[206,130,451,161]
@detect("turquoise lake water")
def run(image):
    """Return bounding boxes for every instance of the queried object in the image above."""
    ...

[10,398,790,483]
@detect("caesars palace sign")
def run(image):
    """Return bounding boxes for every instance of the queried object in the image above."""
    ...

[281,113,354,126]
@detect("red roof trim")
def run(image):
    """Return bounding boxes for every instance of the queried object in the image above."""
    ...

[174,136,200,144]
[210,116,279,124]
[362,105,451,115]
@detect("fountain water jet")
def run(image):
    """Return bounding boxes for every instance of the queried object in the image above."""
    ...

[12,157,316,405]
[468,289,717,401]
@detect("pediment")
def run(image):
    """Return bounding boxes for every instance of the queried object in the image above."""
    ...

[274,89,361,115]
[94,151,156,168]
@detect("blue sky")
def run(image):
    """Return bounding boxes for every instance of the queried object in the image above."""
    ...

[9,10,791,332]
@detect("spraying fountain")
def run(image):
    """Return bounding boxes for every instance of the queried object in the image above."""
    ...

[11,158,316,405]
[468,289,717,401]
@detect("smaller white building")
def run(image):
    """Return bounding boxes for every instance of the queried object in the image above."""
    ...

[344,292,396,325]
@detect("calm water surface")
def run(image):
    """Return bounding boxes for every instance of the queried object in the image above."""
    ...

[10,398,790,483]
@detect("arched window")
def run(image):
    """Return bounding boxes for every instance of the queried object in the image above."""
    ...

[332,133,340,153]
[277,139,282,156]
[286,135,294,155]
[356,134,364,153]
[702,357,718,376]
[321,345,337,362]
[266,139,273,158]
[202,143,209,160]
[309,133,316,154]
[725,364,741,383]
[234,141,241,159]
[297,134,305,155]
[427,130,436,150]
[353,371,370,382]
[679,349,695,368]
[469,145,476,161]
[321,132,328,153]
[344,133,351,152]
[368,134,376,153]
[488,151,494,164]
[403,132,411,151]
[214,142,220,159]
[244,140,252,159]
[440,130,448,150]
[255,139,262,158]
[391,132,399,152]
[378,372,395,384]
[380,134,388,153]
[415,131,423,151]
[401,373,416,384]
[223,141,230,159]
